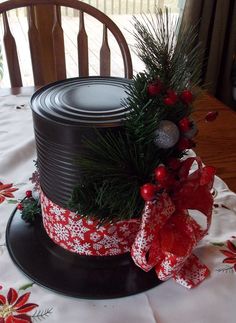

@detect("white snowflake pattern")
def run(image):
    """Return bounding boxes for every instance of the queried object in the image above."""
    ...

[49,200,54,208]
[174,276,192,288]
[47,223,54,233]
[66,211,78,220]
[55,214,66,222]
[146,234,155,243]
[105,248,121,255]
[98,233,121,249]
[97,226,106,233]
[54,235,60,243]
[72,240,92,255]
[193,268,208,284]
[65,218,89,239]
[42,196,50,207]
[42,211,54,223]
[93,243,102,251]
[90,232,101,242]
[158,271,171,281]
[50,206,66,219]
[134,234,149,251]
[53,223,69,241]
[161,257,185,276]
[185,266,208,285]
[161,259,172,275]
[131,248,147,268]
[119,224,129,233]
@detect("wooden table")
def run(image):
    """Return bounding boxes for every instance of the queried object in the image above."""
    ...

[1,87,236,192]
[193,94,236,192]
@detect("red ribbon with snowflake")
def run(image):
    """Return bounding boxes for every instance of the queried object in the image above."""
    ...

[131,157,215,288]
[41,157,214,288]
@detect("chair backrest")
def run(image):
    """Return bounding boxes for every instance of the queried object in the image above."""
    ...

[0,0,133,87]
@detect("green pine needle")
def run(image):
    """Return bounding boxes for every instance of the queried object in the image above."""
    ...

[21,197,41,224]
[69,8,201,223]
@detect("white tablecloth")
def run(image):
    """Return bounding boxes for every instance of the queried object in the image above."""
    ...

[1,94,236,323]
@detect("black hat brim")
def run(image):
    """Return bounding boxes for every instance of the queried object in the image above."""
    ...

[6,207,163,299]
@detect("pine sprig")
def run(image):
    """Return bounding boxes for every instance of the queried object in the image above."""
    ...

[132,8,203,90]
[31,308,53,322]
[69,8,201,223]
[21,197,41,224]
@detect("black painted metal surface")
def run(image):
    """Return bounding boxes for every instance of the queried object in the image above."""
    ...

[6,209,163,299]
[31,77,131,207]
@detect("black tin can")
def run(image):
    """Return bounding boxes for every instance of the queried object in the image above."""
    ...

[31,76,131,207]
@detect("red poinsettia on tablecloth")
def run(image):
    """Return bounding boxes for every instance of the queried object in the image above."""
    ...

[0,287,38,322]
[0,182,18,204]
[220,240,236,271]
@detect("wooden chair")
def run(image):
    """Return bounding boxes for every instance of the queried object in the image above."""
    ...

[0,0,133,87]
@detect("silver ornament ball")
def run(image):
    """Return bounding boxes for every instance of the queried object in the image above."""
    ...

[154,120,180,149]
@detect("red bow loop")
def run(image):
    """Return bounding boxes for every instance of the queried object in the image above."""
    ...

[131,194,175,272]
[131,157,215,288]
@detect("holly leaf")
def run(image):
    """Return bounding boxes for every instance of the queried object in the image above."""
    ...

[7,199,18,204]
[18,283,34,291]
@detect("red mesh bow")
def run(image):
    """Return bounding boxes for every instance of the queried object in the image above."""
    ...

[131,157,215,288]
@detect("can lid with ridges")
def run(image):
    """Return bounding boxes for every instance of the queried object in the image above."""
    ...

[31,76,131,127]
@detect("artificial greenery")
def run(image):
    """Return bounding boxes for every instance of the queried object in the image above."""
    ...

[20,196,41,224]
[132,9,202,90]
[69,8,202,224]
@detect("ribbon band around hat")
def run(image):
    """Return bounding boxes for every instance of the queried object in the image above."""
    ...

[41,157,214,288]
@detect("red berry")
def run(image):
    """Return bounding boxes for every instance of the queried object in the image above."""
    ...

[147,81,162,96]
[17,203,24,210]
[163,97,175,106]
[180,90,193,104]
[205,111,218,122]
[154,165,168,182]
[177,137,195,151]
[168,158,181,170]
[140,183,156,201]
[26,190,32,198]
[167,90,178,103]
[178,117,191,132]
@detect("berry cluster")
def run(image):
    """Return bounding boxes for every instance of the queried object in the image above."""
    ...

[140,163,180,201]
[147,80,193,106]
[17,190,40,224]
[17,190,32,211]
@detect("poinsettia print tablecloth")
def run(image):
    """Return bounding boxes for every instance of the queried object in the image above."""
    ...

[0,93,236,323]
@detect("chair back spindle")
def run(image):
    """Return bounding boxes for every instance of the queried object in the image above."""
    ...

[78,11,88,77]
[0,0,133,87]
[2,11,22,87]
[100,25,110,76]
[52,5,66,80]
[27,6,44,85]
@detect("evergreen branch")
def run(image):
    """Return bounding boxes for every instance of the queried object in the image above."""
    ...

[21,197,41,224]
[31,308,53,322]
[132,9,202,90]
[69,8,201,223]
